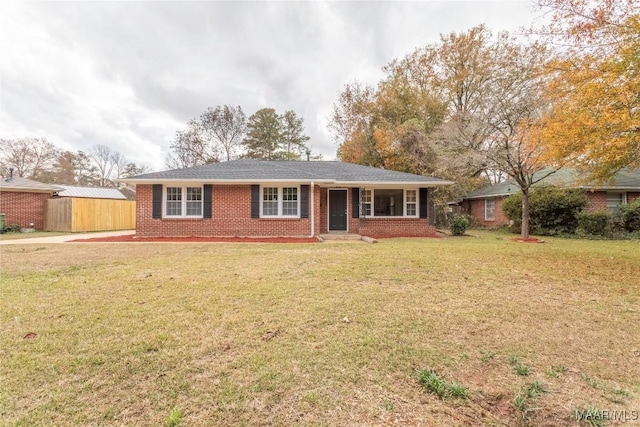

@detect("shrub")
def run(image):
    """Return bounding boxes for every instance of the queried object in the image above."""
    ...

[619,198,640,232]
[502,186,588,235]
[576,210,613,237]
[449,215,469,236]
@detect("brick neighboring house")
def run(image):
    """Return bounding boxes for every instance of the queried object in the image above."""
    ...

[460,168,640,227]
[121,159,453,238]
[0,175,63,230]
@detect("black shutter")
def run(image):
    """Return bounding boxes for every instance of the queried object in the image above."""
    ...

[251,185,260,218]
[419,188,428,219]
[352,187,360,218]
[203,185,212,218]
[152,184,162,219]
[300,185,309,218]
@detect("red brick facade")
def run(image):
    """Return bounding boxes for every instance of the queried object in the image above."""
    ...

[0,191,51,230]
[136,184,437,238]
[463,190,640,226]
[317,187,437,237]
[463,198,510,227]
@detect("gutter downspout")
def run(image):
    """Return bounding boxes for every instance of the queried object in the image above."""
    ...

[309,181,315,238]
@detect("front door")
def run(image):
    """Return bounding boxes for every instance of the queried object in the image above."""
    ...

[329,189,348,231]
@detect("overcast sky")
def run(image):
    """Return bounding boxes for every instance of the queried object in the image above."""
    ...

[1,1,541,171]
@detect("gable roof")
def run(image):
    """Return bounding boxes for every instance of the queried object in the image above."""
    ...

[56,185,127,200]
[465,167,640,200]
[0,176,63,193]
[121,159,454,187]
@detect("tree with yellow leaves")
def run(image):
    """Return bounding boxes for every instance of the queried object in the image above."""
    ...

[534,0,640,182]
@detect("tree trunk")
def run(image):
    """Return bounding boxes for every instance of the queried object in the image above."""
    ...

[521,189,530,239]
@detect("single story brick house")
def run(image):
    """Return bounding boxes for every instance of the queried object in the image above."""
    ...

[460,168,640,227]
[0,175,63,230]
[121,159,453,238]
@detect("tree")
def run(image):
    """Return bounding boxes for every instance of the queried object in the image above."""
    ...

[532,0,640,181]
[480,37,562,239]
[242,108,312,160]
[243,108,282,160]
[87,145,141,187]
[200,105,247,161]
[0,137,59,179]
[329,27,560,237]
[39,150,98,185]
[280,110,311,160]
[166,119,220,169]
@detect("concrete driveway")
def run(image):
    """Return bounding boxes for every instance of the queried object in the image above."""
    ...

[0,230,135,245]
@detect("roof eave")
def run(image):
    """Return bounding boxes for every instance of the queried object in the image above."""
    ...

[332,180,454,187]
[118,178,336,185]
[120,178,455,187]
[0,187,61,193]
[464,192,513,200]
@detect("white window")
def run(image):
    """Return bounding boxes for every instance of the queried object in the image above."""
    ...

[406,190,417,216]
[263,187,279,216]
[485,199,496,221]
[606,192,626,216]
[165,186,202,217]
[261,186,299,217]
[361,189,418,217]
[362,189,372,216]
[282,187,298,216]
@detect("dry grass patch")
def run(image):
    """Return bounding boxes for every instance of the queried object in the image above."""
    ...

[1,231,639,426]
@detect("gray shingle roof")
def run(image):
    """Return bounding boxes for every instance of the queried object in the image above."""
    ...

[121,160,453,186]
[56,185,127,200]
[465,167,640,199]
[0,176,63,193]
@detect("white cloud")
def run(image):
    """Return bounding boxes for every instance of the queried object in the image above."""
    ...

[0,1,537,171]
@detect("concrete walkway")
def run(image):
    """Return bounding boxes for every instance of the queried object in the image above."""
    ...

[0,230,135,245]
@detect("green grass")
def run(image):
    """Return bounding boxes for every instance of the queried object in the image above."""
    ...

[1,230,639,425]
[0,230,71,240]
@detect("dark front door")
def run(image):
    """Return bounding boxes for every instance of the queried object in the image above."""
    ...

[329,190,348,231]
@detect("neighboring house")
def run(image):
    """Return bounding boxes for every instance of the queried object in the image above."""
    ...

[0,174,63,230]
[120,159,453,238]
[461,168,640,226]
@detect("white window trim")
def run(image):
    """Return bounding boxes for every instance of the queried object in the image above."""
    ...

[485,199,496,221]
[163,185,203,218]
[361,188,419,218]
[260,185,300,218]
[606,192,627,206]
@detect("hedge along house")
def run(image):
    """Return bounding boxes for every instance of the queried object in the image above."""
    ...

[121,159,453,238]
[460,168,640,227]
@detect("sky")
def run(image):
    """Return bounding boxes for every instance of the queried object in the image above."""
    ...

[1,1,542,172]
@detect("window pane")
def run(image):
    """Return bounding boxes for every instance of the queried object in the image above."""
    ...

[185,187,202,216]
[263,187,278,216]
[362,190,372,216]
[485,199,496,221]
[166,187,182,216]
[406,190,417,216]
[374,189,404,216]
[187,187,202,201]
[282,187,298,216]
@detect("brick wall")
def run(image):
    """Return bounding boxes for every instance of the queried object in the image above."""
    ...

[464,198,510,226]
[0,191,51,229]
[628,192,640,203]
[318,187,437,237]
[136,184,314,237]
[586,191,607,211]
[137,184,438,238]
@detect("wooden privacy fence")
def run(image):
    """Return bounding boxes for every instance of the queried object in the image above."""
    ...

[45,198,136,232]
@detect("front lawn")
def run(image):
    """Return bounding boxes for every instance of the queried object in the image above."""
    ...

[1,231,638,426]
